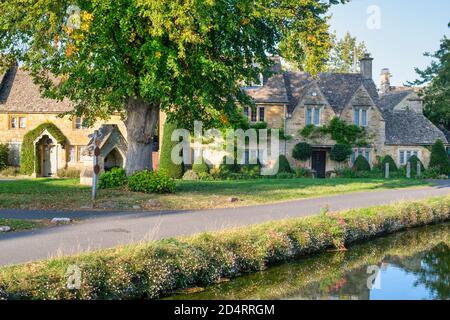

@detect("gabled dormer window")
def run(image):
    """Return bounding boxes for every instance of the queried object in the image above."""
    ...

[353,107,368,127]
[306,106,321,126]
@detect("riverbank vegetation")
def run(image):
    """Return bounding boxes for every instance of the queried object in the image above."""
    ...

[0,196,448,300]
[0,177,430,210]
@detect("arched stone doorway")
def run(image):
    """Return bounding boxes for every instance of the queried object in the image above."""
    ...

[104,148,124,171]
[35,134,58,177]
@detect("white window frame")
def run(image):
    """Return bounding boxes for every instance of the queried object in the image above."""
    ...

[305,106,322,126]
[399,149,420,166]
[351,147,372,164]
[353,107,369,127]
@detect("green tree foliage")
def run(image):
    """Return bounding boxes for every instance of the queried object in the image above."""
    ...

[158,122,183,179]
[429,139,450,175]
[381,155,398,172]
[327,32,368,73]
[275,155,292,174]
[330,144,352,162]
[352,155,371,172]
[99,168,128,189]
[20,123,68,175]
[0,0,344,174]
[410,37,450,130]
[0,144,8,170]
[292,142,312,161]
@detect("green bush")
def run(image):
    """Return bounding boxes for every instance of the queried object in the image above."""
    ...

[292,142,312,161]
[330,144,352,162]
[0,144,8,170]
[192,161,209,174]
[422,167,442,179]
[275,155,292,174]
[20,122,68,175]
[158,122,184,179]
[0,166,19,177]
[99,167,127,189]
[198,172,214,181]
[352,155,371,172]
[182,170,199,181]
[128,170,175,194]
[57,168,81,178]
[429,139,450,175]
[381,155,398,172]
[295,167,313,178]
[407,155,425,176]
[0,196,448,300]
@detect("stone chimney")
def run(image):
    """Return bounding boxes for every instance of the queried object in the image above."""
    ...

[359,53,373,80]
[379,68,391,94]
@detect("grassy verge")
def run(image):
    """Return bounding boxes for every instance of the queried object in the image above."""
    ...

[0,196,449,300]
[0,219,46,232]
[0,177,430,211]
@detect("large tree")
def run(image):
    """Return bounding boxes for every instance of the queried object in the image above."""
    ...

[410,36,450,131]
[0,0,343,175]
[326,31,367,73]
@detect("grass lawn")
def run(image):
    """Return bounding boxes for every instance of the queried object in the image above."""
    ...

[0,218,46,232]
[0,177,431,211]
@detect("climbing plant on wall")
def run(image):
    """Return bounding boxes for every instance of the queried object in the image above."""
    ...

[300,117,370,147]
[20,122,68,175]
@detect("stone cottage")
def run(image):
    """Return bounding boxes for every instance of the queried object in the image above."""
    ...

[0,54,448,179]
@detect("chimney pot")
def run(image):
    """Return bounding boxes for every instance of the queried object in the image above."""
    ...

[380,68,391,94]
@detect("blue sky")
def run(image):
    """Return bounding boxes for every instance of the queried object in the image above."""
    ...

[329,0,450,86]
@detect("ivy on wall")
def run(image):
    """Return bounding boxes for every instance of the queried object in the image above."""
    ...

[300,117,370,147]
[20,122,68,175]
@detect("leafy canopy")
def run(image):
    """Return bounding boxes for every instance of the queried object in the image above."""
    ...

[327,31,367,73]
[410,36,450,131]
[0,0,345,128]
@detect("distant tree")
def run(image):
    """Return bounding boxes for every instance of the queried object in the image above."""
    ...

[410,36,450,131]
[326,32,368,73]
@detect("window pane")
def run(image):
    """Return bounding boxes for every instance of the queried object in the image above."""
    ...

[19,117,26,128]
[365,150,370,162]
[353,109,360,126]
[77,146,86,162]
[400,151,405,165]
[306,108,312,125]
[75,117,81,129]
[243,107,249,118]
[10,117,18,128]
[251,109,257,122]
[406,151,411,161]
[361,110,367,126]
[68,146,76,163]
[259,107,265,122]
[314,108,320,125]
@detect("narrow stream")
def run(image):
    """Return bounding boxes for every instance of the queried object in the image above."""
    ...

[166,223,450,300]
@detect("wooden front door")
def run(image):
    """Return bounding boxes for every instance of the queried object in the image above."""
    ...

[311,150,326,178]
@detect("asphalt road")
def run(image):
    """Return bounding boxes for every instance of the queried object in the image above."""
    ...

[0,182,449,266]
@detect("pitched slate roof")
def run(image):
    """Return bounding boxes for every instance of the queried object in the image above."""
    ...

[242,73,289,104]
[281,72,379,114]
[0,67,72,113]
[380,90,448,145]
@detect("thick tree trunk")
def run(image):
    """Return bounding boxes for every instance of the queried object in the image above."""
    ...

[124,97,159,176]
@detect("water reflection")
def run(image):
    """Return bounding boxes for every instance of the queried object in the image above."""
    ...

[166,223,450,300]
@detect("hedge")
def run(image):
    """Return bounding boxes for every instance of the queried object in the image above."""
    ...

[381,155,398,172]
[158,121,183,179]
[0,196,449,300]
[352,155,371,172]
[20,122,68,175]
[292,142,312,161]
[429,139,450,175]
[275,155,292,174]
[0,144,8,170]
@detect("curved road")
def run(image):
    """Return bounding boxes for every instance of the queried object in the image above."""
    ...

[0,181,449,266]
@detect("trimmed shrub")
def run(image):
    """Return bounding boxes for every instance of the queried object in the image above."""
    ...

[292,142,312,161]
[57,168,81,178]
[198,172,214,181]
[295,167,313,178]
[274,155,292,174]
[330,144,352,162]
[99,167,127,189]
[128,170,175,194]
[429,139,450,175]
[192,161,209,174]
[381,155,398,172]
[20,122,68,175]
[352,155,371,172]
[407,155,425,176]
[0,144,8,170]
[158,122,183,179]
[182,170,199,181]
[0,196,448,300]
